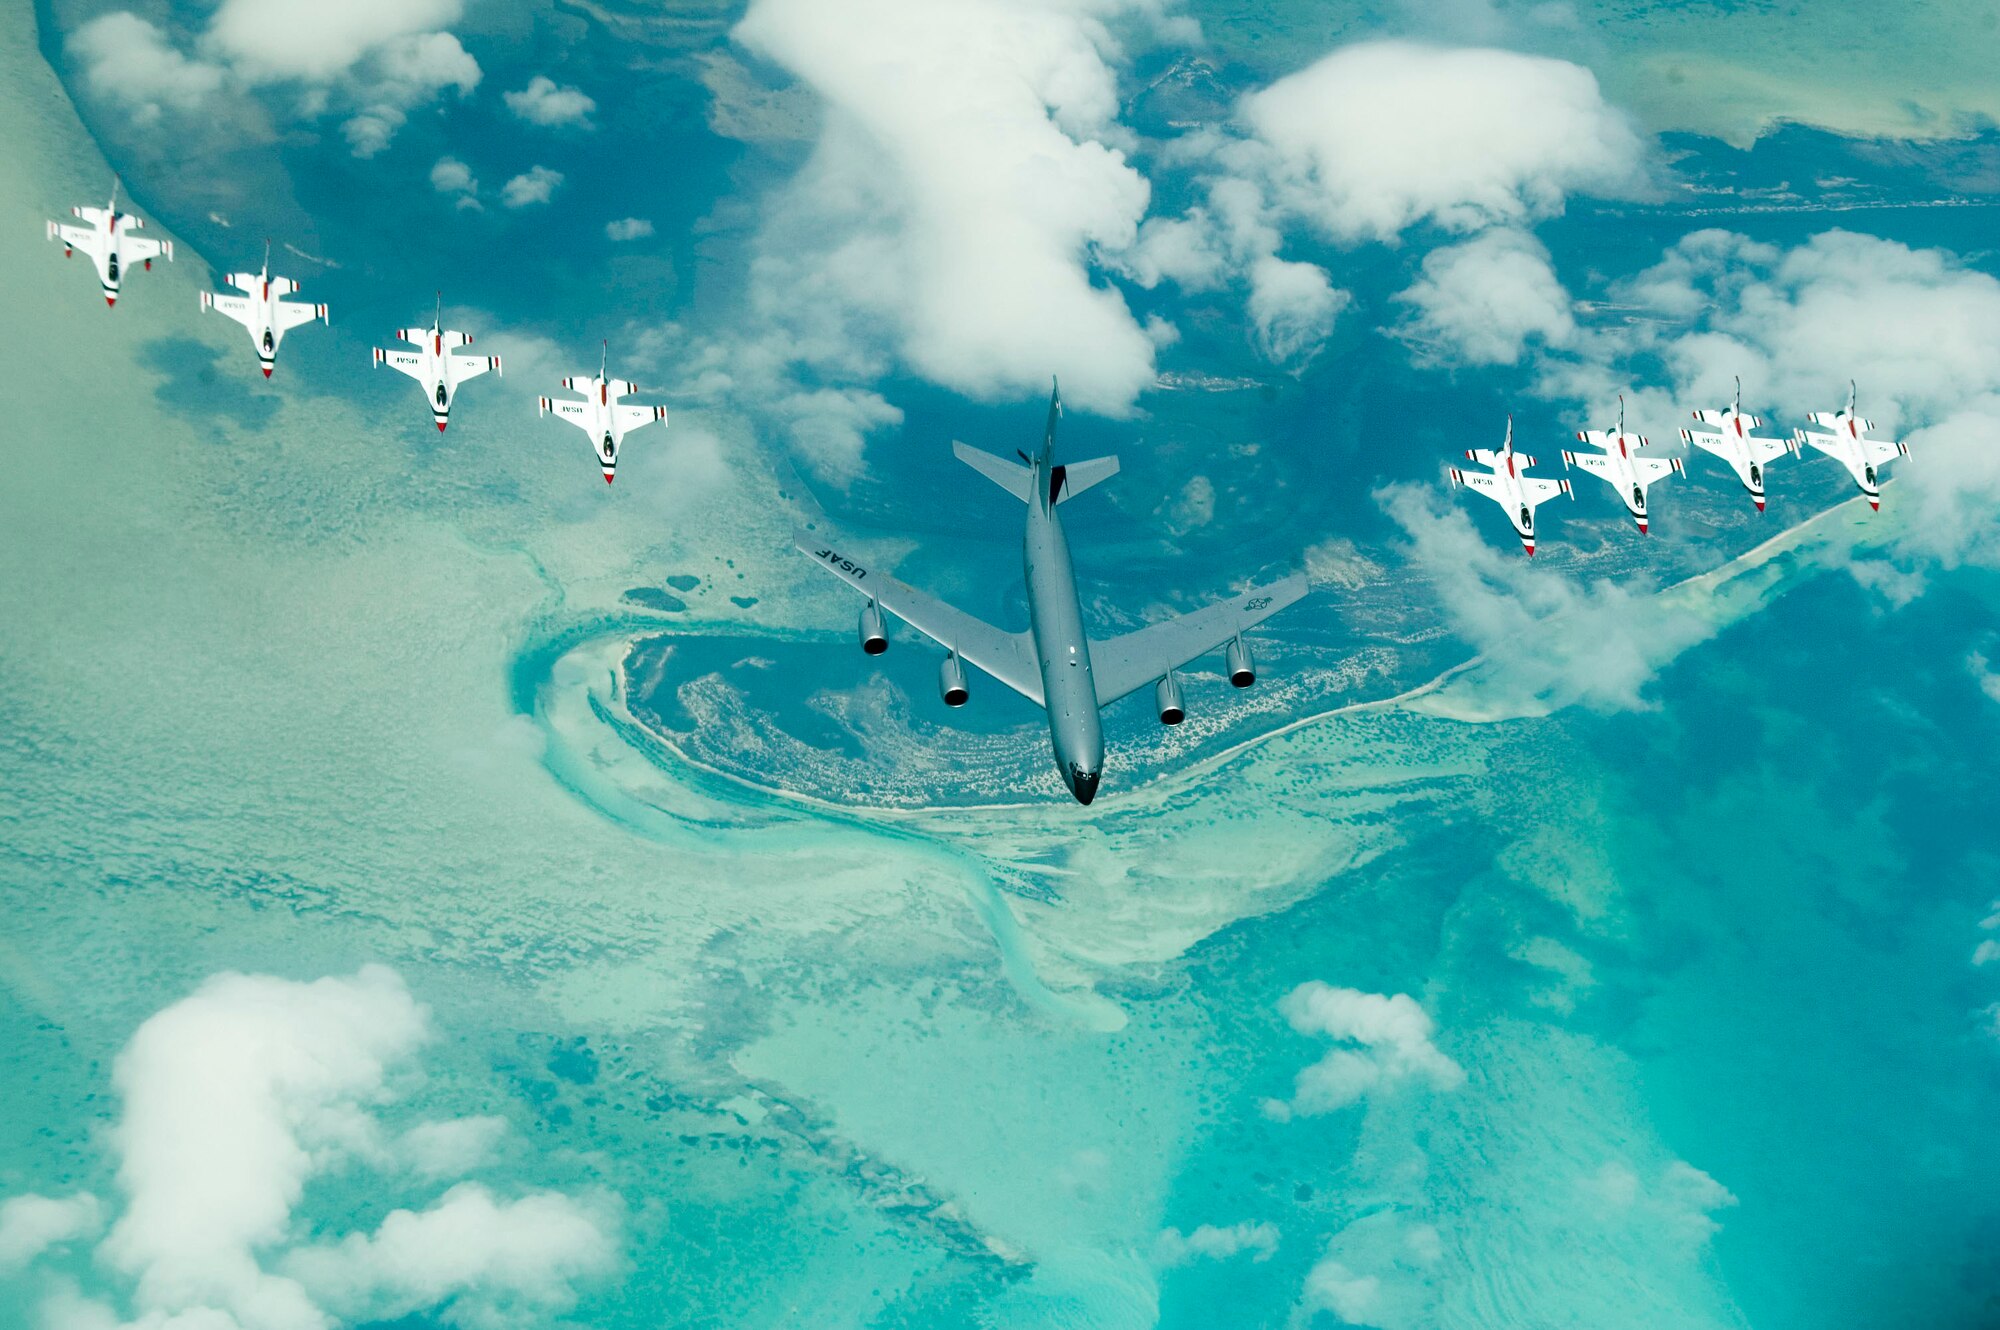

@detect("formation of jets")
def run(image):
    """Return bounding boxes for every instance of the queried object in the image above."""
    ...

[1453,383,1910,552]
[46,179,658,484]
[43,180,1926,802]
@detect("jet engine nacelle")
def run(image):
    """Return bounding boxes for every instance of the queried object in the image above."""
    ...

[939,652,969,707]
[1226,636,1255,688]
[1155,672,1185,725]
[859,600,888,655]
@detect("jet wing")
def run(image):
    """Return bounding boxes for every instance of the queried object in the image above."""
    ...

[1454,471,1502,499]
[202,292,256,329]
[1751,436,1792,463]
[123,235,168,264]
[615,403,667,434]
[1522,477,1568,507]
[377,349,427,382]
[1864,438,1907,465]
[50,222,101,254]
[450,354,498,386]
[1564,451,1617,480]
[1632,457,1678,484]
[540,398,591,429]
[794,532,1044,706]
[1091,573,1309,707]
[276,300,325,332]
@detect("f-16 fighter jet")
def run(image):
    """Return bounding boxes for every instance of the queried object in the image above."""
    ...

[200,243,327,377]
[796,380,1307,805]
[1449,415,1571,555]
[373,295,501,431]
[46,179,173,307]
[1563,396,1684,534]
[1681,377,1796,513]
[1793,382,1909,511]
[537,343,668,484]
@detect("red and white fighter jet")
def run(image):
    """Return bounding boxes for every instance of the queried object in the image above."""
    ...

[46,179,172,307]
[1792,382,1909,511]
[1449,415,1572,556]
[537,344,668,484]
[199,242,328,377]
[373,295,501,431]
[1681,377,1796,513]
[1563,395,1684,535]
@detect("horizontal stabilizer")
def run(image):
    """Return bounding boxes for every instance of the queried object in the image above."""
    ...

[1053,455,1119,504]
[953,441,1035,501]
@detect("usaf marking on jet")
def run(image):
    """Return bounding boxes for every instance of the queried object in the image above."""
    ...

[47,179,172,307]
[1682,377,1796,513]
[537,343,668,484]
[1793,382,1909,511]
[1449,415,1571,555]
[373,295,501,431]
[797,380,1307,805]
[200,243,328,377]
[1563,396,1684,534]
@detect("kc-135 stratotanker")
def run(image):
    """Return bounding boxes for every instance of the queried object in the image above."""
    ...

[798,381,1308,804]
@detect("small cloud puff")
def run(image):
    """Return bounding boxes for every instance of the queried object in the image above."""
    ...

[1154,1220,1280,1267]
[605,217,655,242]
[505,74,597,129]
[431,155,482,209]
[0,1193,102,1268]
[1247,254,1350,367]
[502,165,564,209]
[1395,227,1575,367]
[1580,1158,1738,1244]
[1265,982,1464,1119]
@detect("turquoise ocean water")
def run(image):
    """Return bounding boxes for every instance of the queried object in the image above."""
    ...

[2,1,1997,1327]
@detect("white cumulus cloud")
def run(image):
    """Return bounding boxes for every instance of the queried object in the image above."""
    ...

[100,966,432,1327]
[605,217,655,241]
[285,1183,621,1327]
[203,0,466,81]
[1153,1220,1280,1267]
[730,0,1162,415]
[431,155,481,209]
[1395,227,1574,366]
[502,166,564,209]
[1379,483,1719,716]
[1247,254,1350,367]
[0,1193,102,1268]
[1265,982,1464,1118]
[8,966,621,1330]
[506,74,597,128]
[1242,40,1652,243]
[68,13,224,125]
[69,0,478,156]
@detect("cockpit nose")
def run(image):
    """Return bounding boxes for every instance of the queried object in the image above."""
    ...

[1068,765,1101,806]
